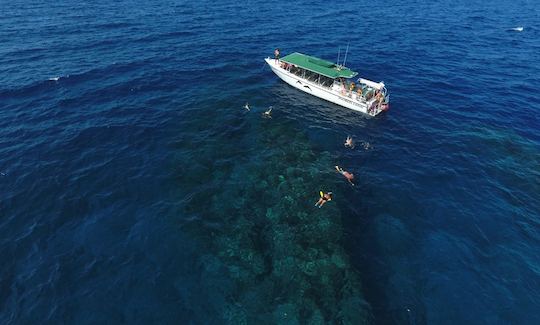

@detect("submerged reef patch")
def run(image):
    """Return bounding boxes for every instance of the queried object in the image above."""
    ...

[179,113,372,323]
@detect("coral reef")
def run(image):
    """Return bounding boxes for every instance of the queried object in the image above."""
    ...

[181,114,372,323]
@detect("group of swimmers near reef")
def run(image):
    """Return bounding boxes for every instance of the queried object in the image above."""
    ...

[316,136,357,208]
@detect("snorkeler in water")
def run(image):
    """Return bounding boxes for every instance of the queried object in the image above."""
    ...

[344,136,355,149]
[315,191,333,208]
[263,106,272,118]
[335,165,355,186]
[361,141,372,150]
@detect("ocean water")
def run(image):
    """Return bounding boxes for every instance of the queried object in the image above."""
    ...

[1,0,540,323]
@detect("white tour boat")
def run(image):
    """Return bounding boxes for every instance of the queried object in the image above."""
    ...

[265,52,389,116]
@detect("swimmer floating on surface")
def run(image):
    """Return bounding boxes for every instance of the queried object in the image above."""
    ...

[335,165,355,186]
[315,191,333,208]
[262,106,272,118]
[244,102,250,111]
[361,141,372,150]
[344,136,355,149]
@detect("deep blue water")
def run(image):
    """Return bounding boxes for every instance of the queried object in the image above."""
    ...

[2,0,540,323]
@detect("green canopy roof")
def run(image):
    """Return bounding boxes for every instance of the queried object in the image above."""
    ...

[280,52,358,79]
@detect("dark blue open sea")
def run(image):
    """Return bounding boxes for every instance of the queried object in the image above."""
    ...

[2,0,540,323]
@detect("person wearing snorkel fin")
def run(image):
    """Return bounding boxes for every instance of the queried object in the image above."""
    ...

[315,191,333,208]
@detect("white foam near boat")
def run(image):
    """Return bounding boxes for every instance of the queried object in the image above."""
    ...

[265,52,389,116]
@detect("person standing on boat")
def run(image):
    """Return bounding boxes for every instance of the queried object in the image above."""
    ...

[376,90,385,107]
[340,78,347,95]
[274,48,280,63]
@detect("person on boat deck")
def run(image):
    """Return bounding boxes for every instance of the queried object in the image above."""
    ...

[274,48,280,63]
[349,82,355,97]
[357,86,364,98]
[376,91,385,106]
[344,136,355,149]
[315,191,333,208]
[366,88,375,100]
[335,165,355,186]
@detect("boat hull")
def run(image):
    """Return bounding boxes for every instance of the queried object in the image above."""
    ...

[265,58,383,116]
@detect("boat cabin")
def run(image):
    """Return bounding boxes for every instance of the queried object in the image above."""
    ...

[279,52,387,104]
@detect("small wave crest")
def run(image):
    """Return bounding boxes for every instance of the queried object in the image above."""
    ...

[48,75,70,82]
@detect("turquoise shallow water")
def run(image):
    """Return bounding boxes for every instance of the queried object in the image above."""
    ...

[1,0,540,323]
